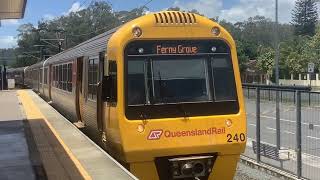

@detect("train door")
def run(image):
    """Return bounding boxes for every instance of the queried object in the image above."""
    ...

[78,55,102,143]
[75,57,85,127]
[49,65,52,100]
[96,52,104,132]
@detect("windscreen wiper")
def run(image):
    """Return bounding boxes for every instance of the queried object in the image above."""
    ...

[178,102,190,119]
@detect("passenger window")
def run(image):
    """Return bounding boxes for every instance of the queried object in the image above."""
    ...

[88,58,99,100]
[63,64,67,90]
[67,63,72,92]
[40,68,43,84]
[59,65,63,89]
[44,68,48,84]
[108,61,117,103]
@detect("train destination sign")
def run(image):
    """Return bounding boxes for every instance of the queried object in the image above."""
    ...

[126,40,230,56]
[156,45,198,54]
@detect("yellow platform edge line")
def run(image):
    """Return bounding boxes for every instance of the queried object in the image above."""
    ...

[17,90,92,180]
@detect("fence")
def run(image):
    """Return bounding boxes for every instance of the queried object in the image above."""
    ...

[243,84,320,180]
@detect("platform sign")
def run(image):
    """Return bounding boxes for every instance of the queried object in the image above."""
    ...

[308,63,315,73]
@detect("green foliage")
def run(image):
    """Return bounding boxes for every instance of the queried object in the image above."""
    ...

[279,36,311,74]
[10,1,145,67]
[291,0,318,36]
[235,40,250,73]
[256,47,275,76]
[0,48,15,67]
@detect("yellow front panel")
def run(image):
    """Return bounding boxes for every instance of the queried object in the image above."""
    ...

[104,11,247,179]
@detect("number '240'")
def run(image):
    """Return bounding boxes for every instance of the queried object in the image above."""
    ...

[227,133,246,143]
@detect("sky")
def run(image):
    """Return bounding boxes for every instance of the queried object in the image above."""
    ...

[0,0,309,49]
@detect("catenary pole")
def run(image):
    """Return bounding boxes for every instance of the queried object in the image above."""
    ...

[275,0,281,150]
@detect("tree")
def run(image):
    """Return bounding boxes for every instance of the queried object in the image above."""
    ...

[256,47,275,78]
[235,40,250,73]
[167,7,204,16]
[115,7,148,24]
[0,48,15,67]
[281,36,310,74]
[291,0,318,36]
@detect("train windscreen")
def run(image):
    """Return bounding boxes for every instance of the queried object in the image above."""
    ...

[125,40,239,119]
[127,56,236,106]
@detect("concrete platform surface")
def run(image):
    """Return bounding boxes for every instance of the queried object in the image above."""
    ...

[0,91,35,180]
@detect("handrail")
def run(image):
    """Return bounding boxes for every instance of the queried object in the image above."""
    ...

[242,83,311,91]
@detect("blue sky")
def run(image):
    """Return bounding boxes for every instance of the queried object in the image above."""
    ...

[0,0,300,48]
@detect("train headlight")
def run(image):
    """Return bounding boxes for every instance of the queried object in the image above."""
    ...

[138,48,144,54]
[193,162,205,174]
[132,26,142,37]
[137,124,145,133]
[211,26,220,36]
[181,163,193,175]
[211,46,217,52]
[226,119,233,127]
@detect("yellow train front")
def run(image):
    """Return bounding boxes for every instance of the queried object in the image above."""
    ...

[103,11,246,180]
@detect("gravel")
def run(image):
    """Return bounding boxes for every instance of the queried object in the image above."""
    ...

[234,162,281,180]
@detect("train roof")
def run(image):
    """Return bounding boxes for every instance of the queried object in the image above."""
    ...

[7,66,28,72]
[26,60,44,70]
[43,27,118,66]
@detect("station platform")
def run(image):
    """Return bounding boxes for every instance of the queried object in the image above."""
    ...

[0,90,137,180]
[0,89,283,180]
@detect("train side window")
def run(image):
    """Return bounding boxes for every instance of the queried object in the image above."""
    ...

[107,61,117,103]
[40,68,43,85]
[52,66,55,86]
[59,65,63,89]
[63,64,68,91]
[88,59,99,100]
[44,68,48,84]
[52,66,54,86]
[55,65,58,87]
[67,63,72,92]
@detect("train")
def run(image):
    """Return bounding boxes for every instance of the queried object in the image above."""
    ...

[6,66,28,88]
[8,11,247,180]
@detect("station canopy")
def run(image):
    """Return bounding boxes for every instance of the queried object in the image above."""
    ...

[0,0,27,19]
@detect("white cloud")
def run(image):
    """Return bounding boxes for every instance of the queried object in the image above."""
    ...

[1,19,20,26]
[64,2,85,15]
[173,0,297,23]
[174,0,223,18]
[220,0,295,23]
[0,36,17,49]
[43,14,55,21]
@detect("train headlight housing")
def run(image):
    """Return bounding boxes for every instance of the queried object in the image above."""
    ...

[211,26,220,36]
[132,26,142,37]
[169,155,214,179]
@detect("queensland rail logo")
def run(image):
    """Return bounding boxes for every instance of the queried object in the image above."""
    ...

[147,130,163,140]
[148,127,225,140]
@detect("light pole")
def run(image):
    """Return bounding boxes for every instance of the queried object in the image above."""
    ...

[275,0,281,150]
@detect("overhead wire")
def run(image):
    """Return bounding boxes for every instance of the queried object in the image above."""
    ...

[141,0,155,9]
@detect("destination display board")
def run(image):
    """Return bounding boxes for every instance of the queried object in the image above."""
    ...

[125,40,230,56]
